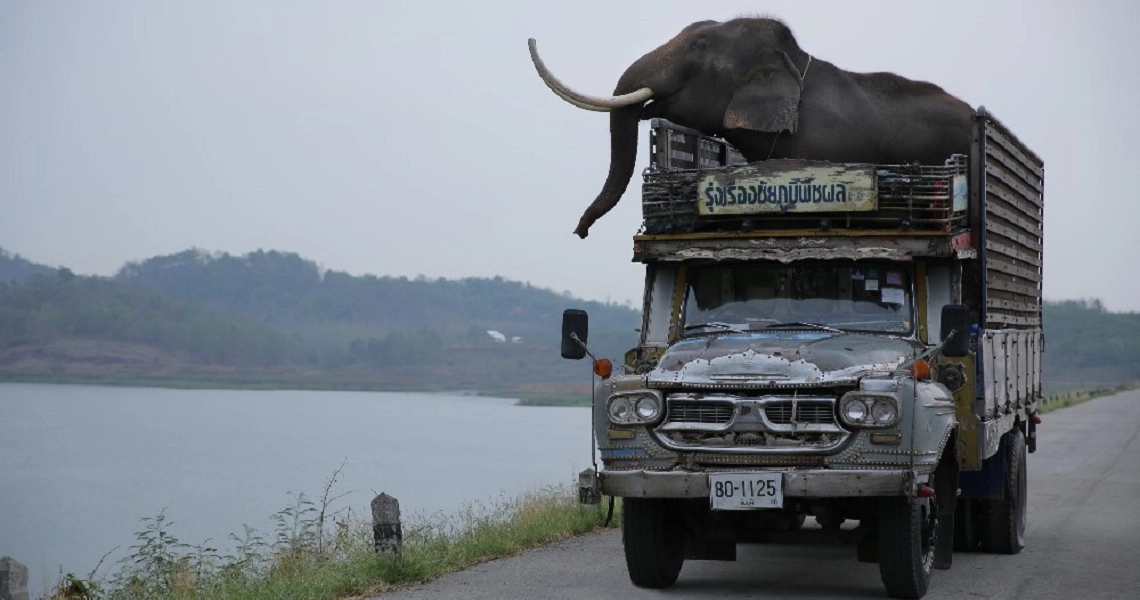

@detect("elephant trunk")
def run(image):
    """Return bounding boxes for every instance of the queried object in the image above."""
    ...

[527,38,667,238]
[574,104,641,238]
[572,48,674,238]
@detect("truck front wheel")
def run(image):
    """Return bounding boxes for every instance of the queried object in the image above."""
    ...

[621,498,686,588]
[877,494,936,599]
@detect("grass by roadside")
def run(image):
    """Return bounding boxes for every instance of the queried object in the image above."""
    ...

[48,486,619,600]
[1039,381,1140,414]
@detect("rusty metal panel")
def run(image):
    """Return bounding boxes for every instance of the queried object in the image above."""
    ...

[987,278,1039,299]
[696,162,877,216]
[975,108,1044,331]
[991,332,1007,414]
[981,328,1042,420]
[986,221,1041,253]
[642,265,676,346]
[948,354,983,470]
[985,256,1039,281]
[981,334,994,418]
[987,239,1041,267]
[631,234,954,263]
[1033,331,1042,394]
[1016,335,1026,406]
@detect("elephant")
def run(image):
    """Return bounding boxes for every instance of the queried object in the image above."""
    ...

[528,18,974,238]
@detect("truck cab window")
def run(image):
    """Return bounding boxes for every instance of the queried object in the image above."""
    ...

[683,262,912,333]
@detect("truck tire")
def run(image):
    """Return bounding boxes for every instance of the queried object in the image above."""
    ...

[877,495,936,599]
[621,498,685,588]
[980,426,1027,554]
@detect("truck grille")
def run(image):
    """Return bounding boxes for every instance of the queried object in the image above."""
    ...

[654,393,849,455]
[666,400,734,424]
[764,402,835,424]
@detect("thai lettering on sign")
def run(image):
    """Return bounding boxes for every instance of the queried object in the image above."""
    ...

[697,164,877,215]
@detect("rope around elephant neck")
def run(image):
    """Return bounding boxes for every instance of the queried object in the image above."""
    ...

[780,52,813,90]
[768,53,813,160]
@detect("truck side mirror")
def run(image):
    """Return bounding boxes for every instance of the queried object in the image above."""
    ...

[940,304,970,358]
[561,309,589,360]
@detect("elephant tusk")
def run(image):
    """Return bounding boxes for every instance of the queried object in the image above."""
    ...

[547,82,616,113]
[528,38,653,111]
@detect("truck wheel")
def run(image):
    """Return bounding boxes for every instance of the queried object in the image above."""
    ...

[621,498,686,588]
[981,426,1027,554]
[877,495,936,599]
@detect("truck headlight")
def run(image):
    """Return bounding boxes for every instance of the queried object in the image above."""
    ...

[607,391,663,425]
[635,396,661,421]
[842,398,868,422]
[871,398,898,425]
[839,392,900,428]
[609,397,633,422]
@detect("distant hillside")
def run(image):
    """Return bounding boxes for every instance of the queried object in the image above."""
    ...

[115,249,640,361]
[0,248,641,394]
[0,270,300,366]
[0,247,55,283]
[1041,299,1140,391]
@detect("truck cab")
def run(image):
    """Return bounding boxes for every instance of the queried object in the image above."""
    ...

[563,110,1044,599]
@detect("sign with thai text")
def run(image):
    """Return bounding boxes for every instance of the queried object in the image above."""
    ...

[697,162,878,215]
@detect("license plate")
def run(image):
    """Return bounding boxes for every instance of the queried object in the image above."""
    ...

[709,472,783,510]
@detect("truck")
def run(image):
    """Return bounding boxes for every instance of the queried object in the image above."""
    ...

[561,107,1044,599]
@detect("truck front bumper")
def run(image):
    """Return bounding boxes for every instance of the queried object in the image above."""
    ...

[601,469,917,499]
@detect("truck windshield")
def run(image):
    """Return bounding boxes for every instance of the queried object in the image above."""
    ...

[682,262,913,334]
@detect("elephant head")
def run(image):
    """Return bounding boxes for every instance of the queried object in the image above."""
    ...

[530,19,813,238]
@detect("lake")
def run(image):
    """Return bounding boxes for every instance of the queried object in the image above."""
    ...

[0,383,592,597]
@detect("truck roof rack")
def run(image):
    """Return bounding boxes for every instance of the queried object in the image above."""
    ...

[642,120,969,235]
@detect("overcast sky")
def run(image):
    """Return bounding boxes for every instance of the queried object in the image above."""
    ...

[2,0,1137,311]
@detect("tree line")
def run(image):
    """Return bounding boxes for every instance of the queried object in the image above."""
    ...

[1039,298,1140,389]
[0,248,641,376]
[5,247,1135,390]
[112,248,639,364]
[0,269,300,365]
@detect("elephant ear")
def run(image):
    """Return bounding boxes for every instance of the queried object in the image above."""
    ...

[722,75,801,134]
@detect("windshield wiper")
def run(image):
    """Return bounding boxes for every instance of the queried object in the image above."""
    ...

[681,322,747,336]
[762,322,844,333]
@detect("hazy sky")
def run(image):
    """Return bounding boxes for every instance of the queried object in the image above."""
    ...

[2,0,1137,310]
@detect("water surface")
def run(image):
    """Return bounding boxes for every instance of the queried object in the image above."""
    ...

[0,383,591,596]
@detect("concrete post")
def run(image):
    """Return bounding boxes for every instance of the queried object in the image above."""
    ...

[0,557,28,600]
[371,493,402,556]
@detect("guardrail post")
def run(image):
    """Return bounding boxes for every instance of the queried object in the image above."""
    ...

[371,493,402,556]
[0,557,29,600]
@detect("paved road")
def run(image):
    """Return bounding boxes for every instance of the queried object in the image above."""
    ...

[374,390,1140,599]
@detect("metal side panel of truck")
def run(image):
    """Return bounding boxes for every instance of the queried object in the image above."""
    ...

[562,108,1044,599]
